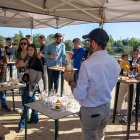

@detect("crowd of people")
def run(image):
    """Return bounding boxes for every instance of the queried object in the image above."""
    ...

[1,28,138,139]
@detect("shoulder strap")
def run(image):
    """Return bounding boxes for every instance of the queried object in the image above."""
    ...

[72,48,82,59]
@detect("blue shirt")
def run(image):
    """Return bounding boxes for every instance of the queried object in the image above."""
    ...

[45,42,66,67]
[72,47,86,73]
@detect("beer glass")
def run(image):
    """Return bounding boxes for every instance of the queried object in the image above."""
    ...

[128,70,132,79]
[123,69,127,78]
[56,60,60,68]
[66,62,73,73]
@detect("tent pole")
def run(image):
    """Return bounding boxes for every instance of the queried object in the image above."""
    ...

[31,28,33,43]
[99,22,104,29]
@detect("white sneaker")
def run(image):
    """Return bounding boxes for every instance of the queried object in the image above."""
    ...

[122,116,127,123]
[17,106,24,113]
[28,108,32,114]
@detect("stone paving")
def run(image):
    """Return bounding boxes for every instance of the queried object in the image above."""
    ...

[0,78,137,140]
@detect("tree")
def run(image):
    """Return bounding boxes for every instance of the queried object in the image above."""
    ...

[12,31,24,44]
[117,41,123,47]
[33,33,42,48]
[121,39,127,45]
[0,35,5,45]
[127,37,139,50]
[64,40,73,51]
[107,35,115,46]
[123,45,133,56]
[45,38,54,45]
[47,34,55,40]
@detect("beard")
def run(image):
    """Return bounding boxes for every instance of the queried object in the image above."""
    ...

[88,44,93,56]
[56,40,61,45]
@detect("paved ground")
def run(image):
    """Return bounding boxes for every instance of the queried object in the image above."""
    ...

[0,79,139,140]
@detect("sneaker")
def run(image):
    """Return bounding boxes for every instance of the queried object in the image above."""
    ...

[122,116,127,123]
[17,106,24,113]
[1,105,11,112]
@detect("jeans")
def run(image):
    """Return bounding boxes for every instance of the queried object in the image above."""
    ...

[47,68,60,93]
[21,87,26,106]
[74,72,79,85]
[19,85,39,128]
[42,65,47,92]
[0,78,6,106]
[6,64,15,79]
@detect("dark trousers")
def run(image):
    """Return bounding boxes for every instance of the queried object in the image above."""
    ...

[19,85,39,128]
[47,68,60,93]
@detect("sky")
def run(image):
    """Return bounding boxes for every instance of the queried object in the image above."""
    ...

[0,22,140,41]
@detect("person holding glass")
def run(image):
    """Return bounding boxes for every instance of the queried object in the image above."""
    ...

[117,49,140,122]
[64,28,121,140]
[18,44,43,133]
[69,38,86,85]
[5,38,17,79]
[45,33,66,94]
[15,38,30,113]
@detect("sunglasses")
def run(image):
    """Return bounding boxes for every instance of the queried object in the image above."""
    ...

[20,42,27,45]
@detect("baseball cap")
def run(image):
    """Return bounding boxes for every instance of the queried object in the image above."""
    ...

[82,28,109,45]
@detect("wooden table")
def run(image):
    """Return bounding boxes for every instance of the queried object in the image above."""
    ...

[7,61,15,79]
[24,101,80,140]
[0,124,10,140]
[112,78,139,140]
[48,67,77,96]
[0,82,25,111]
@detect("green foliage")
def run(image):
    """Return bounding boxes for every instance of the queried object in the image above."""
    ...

[47,34,55,40]
[64,40,74,51]
[117,41,123,47]
[12,31,24,44]
[122,45,133,56]
[33,33,42,48]
[0,35,5,45]
[107,35,115,46]
[127,37,140,50]
[45,38,54,45]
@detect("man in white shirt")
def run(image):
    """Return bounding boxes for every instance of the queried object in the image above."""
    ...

[63,28,121,140]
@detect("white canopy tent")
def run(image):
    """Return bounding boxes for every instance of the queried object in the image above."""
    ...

[0,0,140,29]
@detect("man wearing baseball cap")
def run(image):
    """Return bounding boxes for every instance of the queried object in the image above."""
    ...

[63,28,121,140]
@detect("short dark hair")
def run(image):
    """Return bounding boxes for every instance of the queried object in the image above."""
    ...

[72,38,81,44]
[39,35,45,41]
[26,35,31,39]
[54,33,62,39]
[121,53,128,59]
[6,38,11,41]
[95,41,106,50]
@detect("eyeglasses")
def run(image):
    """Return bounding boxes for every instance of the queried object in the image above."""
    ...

[73,43,78,46]
[85,39,91,45]
[20,42,27,45]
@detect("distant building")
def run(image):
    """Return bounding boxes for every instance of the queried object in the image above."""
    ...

[63,34,65,42]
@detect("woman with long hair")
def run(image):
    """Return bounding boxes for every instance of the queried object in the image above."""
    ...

[18,44,43,133]
[15,38,30,112]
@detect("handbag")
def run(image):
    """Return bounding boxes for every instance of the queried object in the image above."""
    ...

[22,73,29,83]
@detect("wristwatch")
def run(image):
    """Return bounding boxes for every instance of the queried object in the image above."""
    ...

[68,81,73,86]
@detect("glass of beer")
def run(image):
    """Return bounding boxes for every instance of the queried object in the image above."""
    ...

[69,50,74,56]
[123,69,127,78]
[128,70,132,79]
[66,62,73,73]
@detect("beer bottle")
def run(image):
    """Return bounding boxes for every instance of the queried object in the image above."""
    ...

[65,60,67,68]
